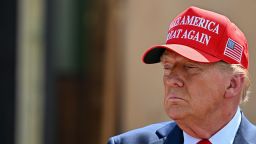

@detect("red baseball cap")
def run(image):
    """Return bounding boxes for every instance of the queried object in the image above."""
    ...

[142,6,249,69]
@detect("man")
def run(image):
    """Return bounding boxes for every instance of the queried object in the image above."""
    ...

[108,6,256,144]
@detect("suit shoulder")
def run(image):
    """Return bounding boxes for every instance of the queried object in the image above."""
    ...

[237,113,256,143]
[108,121,173,144]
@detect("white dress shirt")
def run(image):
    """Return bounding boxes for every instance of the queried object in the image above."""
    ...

[183,108,241,144]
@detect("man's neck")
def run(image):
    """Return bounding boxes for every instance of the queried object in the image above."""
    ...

[176,108,238,139]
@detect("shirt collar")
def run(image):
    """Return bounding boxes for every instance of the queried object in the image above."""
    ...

[183,108,241,144]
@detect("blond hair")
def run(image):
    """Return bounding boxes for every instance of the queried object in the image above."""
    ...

[215,61,250,103]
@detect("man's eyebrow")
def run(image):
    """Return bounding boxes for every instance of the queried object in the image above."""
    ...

[185,61,211,69]
[185,61,199,65]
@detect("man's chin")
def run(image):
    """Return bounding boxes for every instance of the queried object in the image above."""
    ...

[166,110,186,121]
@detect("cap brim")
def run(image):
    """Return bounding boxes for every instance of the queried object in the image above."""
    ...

[142,44,221,64]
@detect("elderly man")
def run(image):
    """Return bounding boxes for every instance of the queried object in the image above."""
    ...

[108,6,256,144]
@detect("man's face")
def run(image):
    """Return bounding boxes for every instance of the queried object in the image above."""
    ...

[161,50,230,122]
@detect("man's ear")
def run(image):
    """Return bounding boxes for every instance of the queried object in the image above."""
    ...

[225,74,245,98]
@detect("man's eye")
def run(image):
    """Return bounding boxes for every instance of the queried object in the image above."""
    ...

[184,64,202,73]
[185,65,196,68]
[185,65,199,70]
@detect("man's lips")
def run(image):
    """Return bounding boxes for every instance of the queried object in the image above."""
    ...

[166,94,185,101]
[169,97,183,100]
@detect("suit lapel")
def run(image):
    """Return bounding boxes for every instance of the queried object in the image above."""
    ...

[155,122,183,144]
[233,112,256,144]
[149,138,166,144]
[164,125,183,144]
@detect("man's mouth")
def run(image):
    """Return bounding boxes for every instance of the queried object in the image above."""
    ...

[167,94,185,101]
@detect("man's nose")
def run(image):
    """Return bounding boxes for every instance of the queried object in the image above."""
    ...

[164,75,184,87]
[164,67,184,87]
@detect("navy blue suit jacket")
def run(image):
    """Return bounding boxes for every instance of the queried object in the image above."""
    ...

[108,113,256,144]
